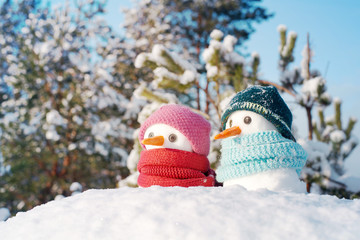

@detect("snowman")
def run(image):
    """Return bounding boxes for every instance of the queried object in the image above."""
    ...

[215,85,308,192]
[137,104,215,187]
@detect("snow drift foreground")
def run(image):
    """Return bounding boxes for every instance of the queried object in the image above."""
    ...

[1,186,360,240]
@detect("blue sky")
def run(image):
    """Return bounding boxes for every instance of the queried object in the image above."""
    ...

[104,0,360,175]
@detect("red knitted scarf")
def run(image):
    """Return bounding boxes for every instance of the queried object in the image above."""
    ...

[137,148,215,187]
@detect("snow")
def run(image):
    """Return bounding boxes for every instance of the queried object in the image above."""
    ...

[153,67,196,86]
[207,150,218,165]
[219,93,235,113]
[69,182,83,192]
[137,102,165,125]
[118,172,139,187]
[206,64,218,78]
[133,82,148,101]
[350,116,358,122]
[322,125,334,138]
[53,194,65,201]
[210,29,224,40]
[46,110,66,126]
[0,152,10,177]
[135,44,198,87]
[289,31,298,39]
[153,66,179,81]
[330,130,346,143]
[1,112,18,126]
[203,29,245,68]
[45,125,60,141]
[342,136,358,156]
[251,51,260,59]
[301,76,326,99]
[202,47,215,62]
[72,115,83,125]
[223,51,245,66]
[151,44,197,74]
[95,142,109,156]
[333,97,342,104]
[180,70,196,84]
[209,39,222,50]
[1,187,360,240]
[135,38,149,47]
[134,52,147,68]
[222,35,237,52]
[277,24,287,32]
[298,139,332,177]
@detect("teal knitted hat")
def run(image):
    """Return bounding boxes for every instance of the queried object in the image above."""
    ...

[221,85,296,142]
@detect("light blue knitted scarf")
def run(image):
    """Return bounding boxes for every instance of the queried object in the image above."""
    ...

[216,130,308,183]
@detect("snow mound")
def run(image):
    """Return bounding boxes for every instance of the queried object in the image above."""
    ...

[1,187,360,240]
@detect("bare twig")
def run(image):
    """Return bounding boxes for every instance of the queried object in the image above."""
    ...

[205,81,210,114]
[306,106,313,140]
[323,175,347,188]
[195,82,222,121]
[307,33,311,79]
[256,79,296,97]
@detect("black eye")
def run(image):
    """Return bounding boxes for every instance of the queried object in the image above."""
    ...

[229,119,233,128]
[244,116,252,124]
[148,132,154,138]
[168,133,177,142]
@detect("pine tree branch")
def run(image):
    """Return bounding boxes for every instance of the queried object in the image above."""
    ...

[322,175,347,188]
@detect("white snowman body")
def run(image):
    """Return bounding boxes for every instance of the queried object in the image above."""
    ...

[220,110,306,193]
[143,124,193,152]
[224,168,306,193]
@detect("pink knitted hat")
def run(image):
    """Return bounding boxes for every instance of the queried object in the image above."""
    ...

[139,104,211,156]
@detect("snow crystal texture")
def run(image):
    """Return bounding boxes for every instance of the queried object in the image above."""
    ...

[1,187,360,240]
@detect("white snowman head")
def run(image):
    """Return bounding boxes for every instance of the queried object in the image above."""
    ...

[215,110,277,140]
[142,124,193,152]
[216,85,296,141]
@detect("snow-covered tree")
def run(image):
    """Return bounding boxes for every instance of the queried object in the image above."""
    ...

[277,25,359,198]
[123,0,272,110]
[124,0,272,57]
[0,0,137,214]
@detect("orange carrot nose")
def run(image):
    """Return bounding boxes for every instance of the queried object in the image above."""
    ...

[214,126,241,140]
[142,136,165,146]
